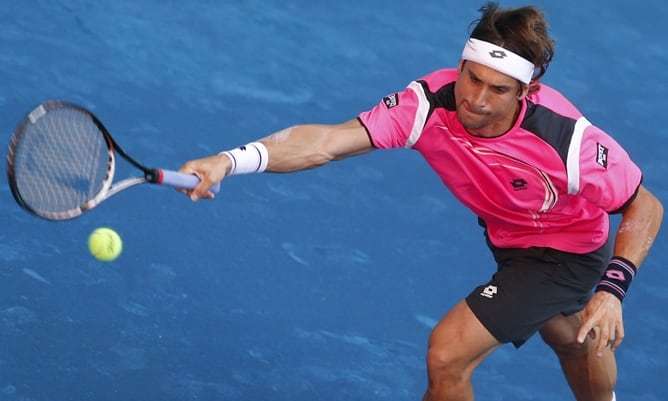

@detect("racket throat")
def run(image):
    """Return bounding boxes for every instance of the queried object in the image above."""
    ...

[144,168,163,184]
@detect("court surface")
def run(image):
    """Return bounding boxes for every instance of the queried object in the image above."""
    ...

[1,1,666,400]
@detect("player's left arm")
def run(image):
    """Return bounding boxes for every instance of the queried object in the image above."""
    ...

[577,185,664,355]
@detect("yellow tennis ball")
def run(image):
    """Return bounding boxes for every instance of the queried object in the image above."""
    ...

[88,227,123,262]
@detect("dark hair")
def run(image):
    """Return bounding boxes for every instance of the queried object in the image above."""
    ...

[469,2,554,93]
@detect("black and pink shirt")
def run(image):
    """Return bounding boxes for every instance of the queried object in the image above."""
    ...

[359,69,641,253]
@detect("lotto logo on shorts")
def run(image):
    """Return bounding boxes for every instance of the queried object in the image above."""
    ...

[480,285,498,299]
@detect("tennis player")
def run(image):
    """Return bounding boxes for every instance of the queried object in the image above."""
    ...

[179,3,663,400]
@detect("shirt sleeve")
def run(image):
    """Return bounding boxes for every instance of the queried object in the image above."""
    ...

[576,124,642,213]
[358,82,425,150]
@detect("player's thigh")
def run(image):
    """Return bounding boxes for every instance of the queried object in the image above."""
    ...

[427,300,501,371]
[540,311,582,344]
[539,312,593,357]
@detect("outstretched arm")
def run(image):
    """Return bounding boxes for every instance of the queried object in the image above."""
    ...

[577,185,664,355]
[179,118,374,201]
[261,118,375,172]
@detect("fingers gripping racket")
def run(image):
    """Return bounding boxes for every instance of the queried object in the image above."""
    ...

[7,100,219,220]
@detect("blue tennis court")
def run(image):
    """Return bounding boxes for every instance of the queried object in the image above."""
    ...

[1,1,666,400]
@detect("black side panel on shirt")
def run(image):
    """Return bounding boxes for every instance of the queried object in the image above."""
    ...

[521,101,578,167]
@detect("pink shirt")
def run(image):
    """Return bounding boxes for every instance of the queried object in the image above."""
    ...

[359,69,641,253]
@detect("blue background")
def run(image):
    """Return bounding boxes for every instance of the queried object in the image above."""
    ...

[1,1,666,400]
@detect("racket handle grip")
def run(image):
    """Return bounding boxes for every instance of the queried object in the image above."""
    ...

[155,169,221,194]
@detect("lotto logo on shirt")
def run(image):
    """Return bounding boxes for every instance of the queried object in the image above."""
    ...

[383,93,399,109]
[596,143,608,168]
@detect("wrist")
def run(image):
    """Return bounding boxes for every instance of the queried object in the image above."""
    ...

[595,256,637,302]
[219,142,269,176]
[218,153,234,175]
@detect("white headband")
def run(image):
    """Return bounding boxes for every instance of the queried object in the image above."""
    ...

[461,38,535,84]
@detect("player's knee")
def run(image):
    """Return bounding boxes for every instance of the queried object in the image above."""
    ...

[541,335,589,358]
[425,345,469,386]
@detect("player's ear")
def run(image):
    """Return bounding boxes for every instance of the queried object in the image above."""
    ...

[457,60,466,74]
[517,83,529,100]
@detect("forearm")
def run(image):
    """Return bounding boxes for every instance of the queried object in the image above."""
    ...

[180,118,373,201]
[259,125,338,173]
[611,186,663,268]
[579,185,663,348]
[259,119,374,173]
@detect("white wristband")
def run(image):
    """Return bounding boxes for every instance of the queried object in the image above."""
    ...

[220,142,269,175]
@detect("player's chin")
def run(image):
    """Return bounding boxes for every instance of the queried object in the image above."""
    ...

[461,121,488,132]
[457,111,486,130]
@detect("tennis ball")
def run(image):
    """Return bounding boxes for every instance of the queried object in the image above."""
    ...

[88,227,123,262]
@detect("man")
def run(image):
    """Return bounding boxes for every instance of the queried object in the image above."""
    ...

[178,3,663,400]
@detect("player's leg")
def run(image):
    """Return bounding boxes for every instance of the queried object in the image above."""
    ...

[422,299,501,401]
[539,312,616,401]
[421,237,587,401]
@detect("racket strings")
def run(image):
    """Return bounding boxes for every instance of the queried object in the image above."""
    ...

[11,107,111,216]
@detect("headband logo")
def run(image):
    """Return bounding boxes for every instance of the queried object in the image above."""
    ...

[489,50,507,59]
[462,38,534,84]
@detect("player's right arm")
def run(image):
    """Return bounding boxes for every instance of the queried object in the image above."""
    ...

[179,118,374,201]
[261,118,374,172]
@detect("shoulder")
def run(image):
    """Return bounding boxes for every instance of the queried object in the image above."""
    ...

[520,85,585,165]
[409,69,459,112]
[417,68,459,88]
[526,84,582,119]
[358,69,459,149]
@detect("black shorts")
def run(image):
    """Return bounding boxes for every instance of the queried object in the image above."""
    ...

[465,233,613,348]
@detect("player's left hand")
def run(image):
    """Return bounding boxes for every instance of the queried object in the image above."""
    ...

[577,291,624,357]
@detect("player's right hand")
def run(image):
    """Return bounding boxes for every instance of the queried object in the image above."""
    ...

[178,153,232,201]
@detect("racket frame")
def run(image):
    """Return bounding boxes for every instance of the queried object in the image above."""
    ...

[7,101,180,220]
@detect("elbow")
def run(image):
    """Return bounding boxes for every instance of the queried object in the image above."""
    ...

[639,186,664,230]
[646,186,664,222]
[654,196,664,225]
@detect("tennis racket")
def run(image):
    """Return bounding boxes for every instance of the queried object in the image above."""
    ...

[7,100,220,221]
